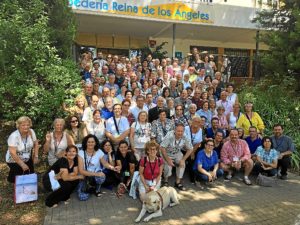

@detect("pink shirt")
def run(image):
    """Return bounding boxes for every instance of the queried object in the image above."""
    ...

[221,139,251,164]
[140,157,163,181]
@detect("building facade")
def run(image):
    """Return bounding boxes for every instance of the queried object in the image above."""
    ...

[70,0,275,78]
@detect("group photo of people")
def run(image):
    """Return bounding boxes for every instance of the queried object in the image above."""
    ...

[5,48,296,208]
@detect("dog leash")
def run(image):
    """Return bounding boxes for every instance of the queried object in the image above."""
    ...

[156,191,164,206]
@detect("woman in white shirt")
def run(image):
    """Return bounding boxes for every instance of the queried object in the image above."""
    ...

[6,116,39,183]
[77,134,117,200]
[43,118,73,166]
[86,110,106,143]
[130,111,151,161]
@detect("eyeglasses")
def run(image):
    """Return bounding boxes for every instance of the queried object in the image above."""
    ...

[71,120,78,123]
[206,144,214,147]
[123,104,130,107]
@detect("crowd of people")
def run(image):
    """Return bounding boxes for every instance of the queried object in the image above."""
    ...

[5,48,295,208]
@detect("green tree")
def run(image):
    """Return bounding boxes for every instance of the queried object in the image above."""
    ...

[44,0,76,59]
[0,0,81,138]
[253,0,300,79]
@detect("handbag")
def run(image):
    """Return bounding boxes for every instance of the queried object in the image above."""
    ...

[14,173,38,204]
[81,151,96,193]
[256,173,276,187]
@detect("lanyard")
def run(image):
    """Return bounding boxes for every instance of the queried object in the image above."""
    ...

[138,122,146,136]
[230,141,240,157]
[174,138,182,147]
[148,157,157,182]
[19,131,29,152]
[54,133,63,154]
[113,116,121,134]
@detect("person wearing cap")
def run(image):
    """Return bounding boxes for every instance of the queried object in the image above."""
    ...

[236,102,265,136]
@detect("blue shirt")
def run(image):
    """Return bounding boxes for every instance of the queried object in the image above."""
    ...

[245,136,262,154]
[101,108,114,120]
[193,149,218,171]
[255,146,278,164]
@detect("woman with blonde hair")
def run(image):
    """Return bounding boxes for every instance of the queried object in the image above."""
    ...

[138,141,163,201]
[63,95,88,121]
[6,116,39,183]
[43,118,74,166]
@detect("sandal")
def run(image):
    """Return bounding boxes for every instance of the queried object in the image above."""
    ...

[174,182,186,191]
[163,180,169,187]
[116,183,127,198]
[243,177,252,185]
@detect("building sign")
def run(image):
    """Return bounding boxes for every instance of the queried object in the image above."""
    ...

[69,0,214,24]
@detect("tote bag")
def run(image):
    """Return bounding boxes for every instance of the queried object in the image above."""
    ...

[14,173,38,204]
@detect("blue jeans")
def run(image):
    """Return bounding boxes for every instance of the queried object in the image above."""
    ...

[77,175,106,201]
[195,168,224,182]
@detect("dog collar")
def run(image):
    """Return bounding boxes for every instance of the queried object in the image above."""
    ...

[156,191,164,206]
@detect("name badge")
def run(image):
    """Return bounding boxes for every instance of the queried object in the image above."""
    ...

[114,134,120,138]
[233,156,239,162]
[124,171,130,177]
[22,152,30,160]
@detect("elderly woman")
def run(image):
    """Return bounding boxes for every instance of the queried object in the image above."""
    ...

[253,137,278,177]
[43,145,83,207]
[43,118,73,166]
[193,140,224,185]
[6,116,39,183]
[213,105,229,135]
[172,104,189,127]
[196,101,213,128]
[236,102,265,136]
[185,103,198,122]
[138,141,164,201]
[77,134,117,200]
[65,115,88,149]
[227,102,242,129]
[151,108,175,144]
[86,110,106,143]
[130,111,152,161]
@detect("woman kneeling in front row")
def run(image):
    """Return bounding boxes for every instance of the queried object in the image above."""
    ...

[77,134,116,200]
[193,140,224,185]
[43,145,83,207]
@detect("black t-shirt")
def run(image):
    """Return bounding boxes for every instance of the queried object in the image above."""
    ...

[47,157,78,174]
[115,151,137,172]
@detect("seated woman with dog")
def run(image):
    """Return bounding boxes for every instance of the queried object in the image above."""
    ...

[138,141,164,201]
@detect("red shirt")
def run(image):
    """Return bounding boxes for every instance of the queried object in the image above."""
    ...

[140,157,163,181]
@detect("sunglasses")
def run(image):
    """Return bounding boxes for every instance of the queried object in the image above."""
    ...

[71,120,78,123]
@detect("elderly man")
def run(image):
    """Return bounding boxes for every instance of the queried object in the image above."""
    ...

[271,124,295,180]
[82,95,99,123]
[220,129,253,185]
[101,97,114,120]
[174,90,192,113]
[148,96,170,123]
[160,124,193,191]
[216,91,233,116]
[130,95,148,121]
[104,74,119,92]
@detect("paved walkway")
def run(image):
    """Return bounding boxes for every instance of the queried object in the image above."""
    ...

[44,173,300,225]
